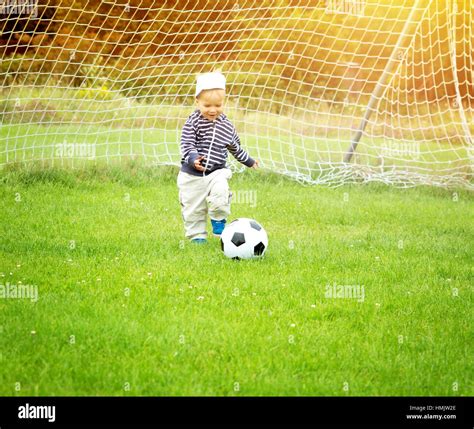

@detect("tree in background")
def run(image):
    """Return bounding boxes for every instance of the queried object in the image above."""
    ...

[0,0,472,106]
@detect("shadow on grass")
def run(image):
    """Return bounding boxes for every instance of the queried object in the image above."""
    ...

[0,159,472,200]
[0,158,293,187]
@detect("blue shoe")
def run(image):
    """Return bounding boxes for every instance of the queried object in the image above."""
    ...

[191,238,207,244]
[211,219,226,236]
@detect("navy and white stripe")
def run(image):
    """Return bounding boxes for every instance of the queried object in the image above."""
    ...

[180,109,255,176]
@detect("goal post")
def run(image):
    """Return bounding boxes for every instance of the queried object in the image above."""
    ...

[343,0,428,163]
[0,0,472,188]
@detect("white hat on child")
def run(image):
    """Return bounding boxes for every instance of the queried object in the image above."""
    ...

[195,72,226,98]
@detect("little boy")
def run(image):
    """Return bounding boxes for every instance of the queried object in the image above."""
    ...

[177,72,259,243]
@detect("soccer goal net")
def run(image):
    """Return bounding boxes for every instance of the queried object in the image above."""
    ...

[1,0,473,188]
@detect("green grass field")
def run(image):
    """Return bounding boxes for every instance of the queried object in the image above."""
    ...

[0,164,472,396]
[2,85,472,188]
[2,123,472,192]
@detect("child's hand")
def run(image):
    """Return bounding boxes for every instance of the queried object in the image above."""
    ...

[194,156,206,172]
[251,160,260,169]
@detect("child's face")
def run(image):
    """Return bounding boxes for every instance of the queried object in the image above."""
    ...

[196,89,225,121]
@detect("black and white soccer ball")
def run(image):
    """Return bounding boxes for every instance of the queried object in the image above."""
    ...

[220,218,268,260]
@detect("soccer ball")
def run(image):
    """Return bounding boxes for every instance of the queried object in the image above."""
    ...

[220,218,268,260]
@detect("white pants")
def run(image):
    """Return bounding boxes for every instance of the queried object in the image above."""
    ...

[177,168,233,240]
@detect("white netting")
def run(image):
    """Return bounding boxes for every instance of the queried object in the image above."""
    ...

[0,0,472,188]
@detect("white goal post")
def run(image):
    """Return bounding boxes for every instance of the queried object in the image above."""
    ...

[0,0,472,188]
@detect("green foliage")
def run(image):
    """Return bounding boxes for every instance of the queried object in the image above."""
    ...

[2,1,472,105]
[0,54,50,86]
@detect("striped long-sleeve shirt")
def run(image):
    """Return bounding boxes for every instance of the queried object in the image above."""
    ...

[180,109,255,176]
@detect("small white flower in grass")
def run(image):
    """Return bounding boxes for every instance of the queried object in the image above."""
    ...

[147,272,152,276]
[189,285,193,289]
[197,296,204,301]
[290,323,296,328]
[9,272,13,275]
[31,331,36,335]
[16,264,21,268]
[18,281,22,284]
[252,292,257,296]
[97,278,101,282]
[446,278,452,282]
[375,256,380,260]
[311,304,316,308]
[0,273,4,277]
